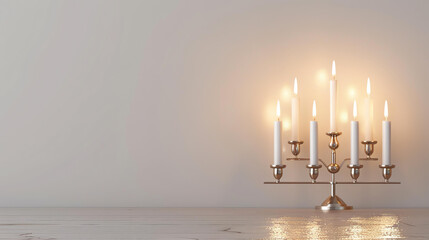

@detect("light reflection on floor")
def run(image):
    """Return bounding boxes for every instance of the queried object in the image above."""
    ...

[268,215,402,239]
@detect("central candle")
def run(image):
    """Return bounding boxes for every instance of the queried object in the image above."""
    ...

[363,78,373,140]
[330,60,337,132]
[291,77,300,141]
[350,100,359,166]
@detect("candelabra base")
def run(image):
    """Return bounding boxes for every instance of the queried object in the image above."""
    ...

[316,195,353,211]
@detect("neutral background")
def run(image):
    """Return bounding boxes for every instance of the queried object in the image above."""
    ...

[0,0,427,207]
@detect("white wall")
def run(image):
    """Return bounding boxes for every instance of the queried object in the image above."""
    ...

[0,0,427,207]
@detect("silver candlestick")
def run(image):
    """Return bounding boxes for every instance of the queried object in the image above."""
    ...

[318,132,352,210]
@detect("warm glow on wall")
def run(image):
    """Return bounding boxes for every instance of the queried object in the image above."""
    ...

[265,103,276,125]
[316,69,328,84]
[283,119,291,131]
[353,100,357,120]
[367,78,371,96]
[348,88,356,99]
[293,77,298,95]
[281,86,292,101]
[340,111,348,123]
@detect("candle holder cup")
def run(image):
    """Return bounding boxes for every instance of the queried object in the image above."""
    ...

[361,140,377,158]
[306,164,322,183]
[270,164,286,183]
[379,164,395,182]
[288,140,304,157]
[347,164,363,183]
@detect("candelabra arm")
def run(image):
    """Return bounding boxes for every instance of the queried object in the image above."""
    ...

[339,158,349,168]
[318,159,329,169]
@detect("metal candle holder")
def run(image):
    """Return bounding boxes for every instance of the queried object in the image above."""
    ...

[362,140,377,158]
[270,164,286,183]
[379,164,396,182]
[288,140,304,157]
[265,133,400,210]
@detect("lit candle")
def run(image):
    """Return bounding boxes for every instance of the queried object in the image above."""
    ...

[382,100,391,166]
[363,78,373,140]
[274,100,282,165]
[350,100,359,165]
[310,100,318,166]
[330,60,337,132]
[291,77,300,141]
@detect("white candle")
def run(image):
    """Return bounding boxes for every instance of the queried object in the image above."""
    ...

[363,78,373,140]
[310,100,318,166]
[274,100,282,165]
[350,100,359,166]
[330,60,337,132]
[291,77,300,141]
[382,100,391,166]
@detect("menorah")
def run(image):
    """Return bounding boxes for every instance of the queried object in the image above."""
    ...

[265,135,399,210]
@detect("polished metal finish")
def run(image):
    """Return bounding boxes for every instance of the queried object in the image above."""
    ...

[264,181,330,184]
[319,132,352,210]
[328,162,340,173]
[264,181,400,184]
[288,140,304,157]
[270,164,286,183]
[336,181,400,184]
[326,132,342,150]
[347,165,363,183]
[361,140,378,158]
[316,195,353,210]
[379,164,396,182]
[326,132,341,174]
[286,157,309,161]
[306,165,322,183]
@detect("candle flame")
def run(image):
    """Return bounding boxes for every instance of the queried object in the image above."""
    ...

[312,100,316,120]
[353,100,357,120]
[384,100,388,120]
[293,77,298,95]
[332,60,336,78]
[276,100,280,119]
[367,78,371,96]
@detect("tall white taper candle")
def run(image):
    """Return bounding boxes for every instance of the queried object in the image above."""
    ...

[330,60,337,132]
[382,100,391,166]
[274,100,282,165]
[363,78,373,140]
[310,100,318,166]
[350,100,359,165]
[291,77,300,141]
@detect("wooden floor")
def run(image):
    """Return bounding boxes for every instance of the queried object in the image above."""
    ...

[0,208,427,239]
